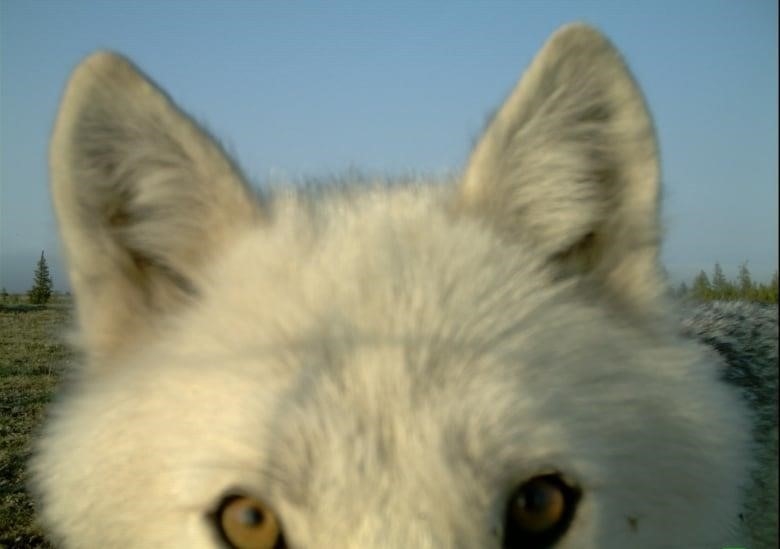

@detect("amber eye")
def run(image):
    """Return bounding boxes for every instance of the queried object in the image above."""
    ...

[214,495,285,549]
[503,474,580,548]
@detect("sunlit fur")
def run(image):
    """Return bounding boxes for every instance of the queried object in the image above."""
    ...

[31,24,774,548]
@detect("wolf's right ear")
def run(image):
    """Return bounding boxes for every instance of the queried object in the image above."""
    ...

[457,24,665,317]
[51,52,261,361]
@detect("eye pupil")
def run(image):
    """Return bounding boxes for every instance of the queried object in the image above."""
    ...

[214,494,285,549]
[238,505,264,527]
[519,483,548,511]
[503,474,580,548]
[514,480,564,525]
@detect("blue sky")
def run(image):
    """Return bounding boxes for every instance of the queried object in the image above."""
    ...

[1,1,777,292]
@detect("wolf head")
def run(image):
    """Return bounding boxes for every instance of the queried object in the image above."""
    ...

[32,24,752,548]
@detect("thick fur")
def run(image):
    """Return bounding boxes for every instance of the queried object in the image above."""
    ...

[31,23,777,548]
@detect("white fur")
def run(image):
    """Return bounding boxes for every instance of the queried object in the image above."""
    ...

[32,24,755,548]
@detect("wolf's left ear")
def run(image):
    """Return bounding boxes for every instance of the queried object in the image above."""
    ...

[458,24,665,314]
[50,52,261,360]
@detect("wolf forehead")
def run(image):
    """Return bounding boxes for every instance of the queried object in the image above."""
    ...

[160,198,668,491]
[190,184,560,340]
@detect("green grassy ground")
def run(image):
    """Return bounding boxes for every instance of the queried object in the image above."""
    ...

[0,299,73,548]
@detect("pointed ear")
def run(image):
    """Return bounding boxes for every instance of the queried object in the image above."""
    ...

[50,52,261,360]
[457,24,665,314]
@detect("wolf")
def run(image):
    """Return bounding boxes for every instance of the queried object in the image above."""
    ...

[30,23,777,548]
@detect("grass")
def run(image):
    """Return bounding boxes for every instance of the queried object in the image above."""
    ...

[0,297,73,548]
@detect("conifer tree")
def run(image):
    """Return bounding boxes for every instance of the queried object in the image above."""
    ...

[684,263,777,304]
[711,262,732,299]
[28,251,53,304]
[768,269,779,303]
[737,262,754,300]
[691,270,712,301]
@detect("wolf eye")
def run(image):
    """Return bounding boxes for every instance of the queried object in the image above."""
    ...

[214,495,286,549]
[503,474,580,548]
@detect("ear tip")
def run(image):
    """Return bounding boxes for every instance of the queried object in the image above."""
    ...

[550,22,609,42]
[56,51,145,120]
[544,22,617,57]
[53,49,152,146]
[79,50,132,69]
[50,51,144,193]
[68,51,142,91]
